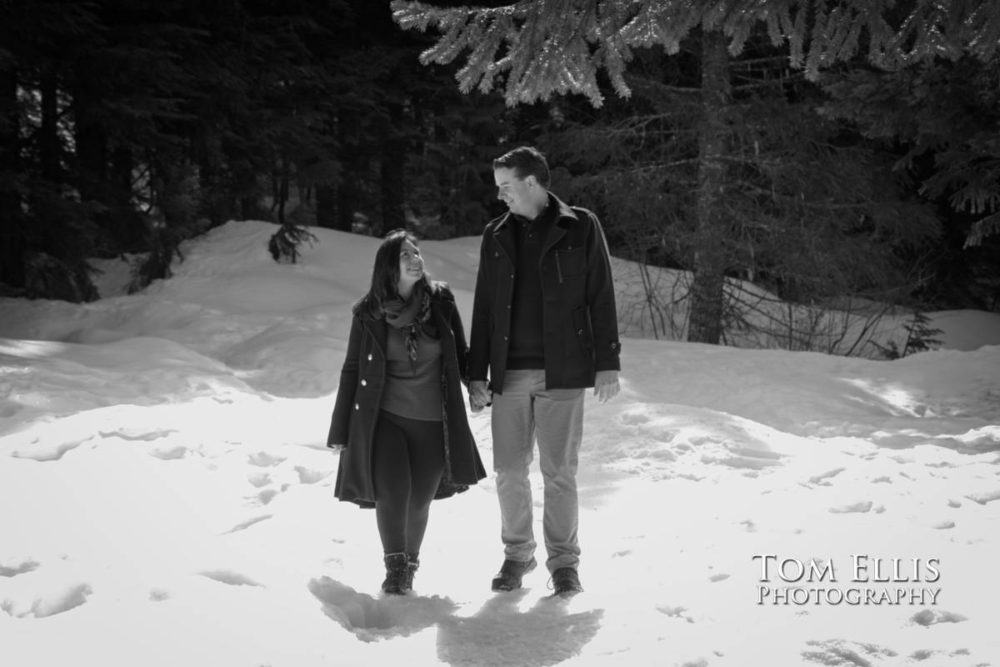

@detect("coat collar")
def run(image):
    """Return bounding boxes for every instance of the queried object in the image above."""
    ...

[492,193,579,259]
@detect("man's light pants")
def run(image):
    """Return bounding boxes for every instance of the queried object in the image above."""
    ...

[491,369,585,573]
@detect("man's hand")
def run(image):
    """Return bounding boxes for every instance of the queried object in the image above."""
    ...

[593,370,620,403]
[469,380,492,412]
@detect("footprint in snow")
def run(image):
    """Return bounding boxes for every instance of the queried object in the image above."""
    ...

[911,609,966,626]
[1,583,92,618]
[808,468,845,486]
[98,428,175,441]
[248,472,271,488]
[295,466,332,484]
[199,570,262,587]
[829,501,873,514]
[656,605,695,623]
[802,639,898,665]
[248,452,285,468]
[618,411,651,426]
[150,446,187,460]
[250,488,283,506]
[0,559,39,577]
[224,515,272,534]
[965,489,1000,505]
[12,439,86,462]
[654,428,680,443]
[909,648,936,661]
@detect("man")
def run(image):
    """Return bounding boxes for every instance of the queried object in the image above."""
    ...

[468,146,621,596]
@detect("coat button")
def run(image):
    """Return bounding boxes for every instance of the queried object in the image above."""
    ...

[361,379,367,386]
[577,329,584,335]
[367,354,372,361]
[354,403,360,410]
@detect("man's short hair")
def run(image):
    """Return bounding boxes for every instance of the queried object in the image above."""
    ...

[493,146,550,187]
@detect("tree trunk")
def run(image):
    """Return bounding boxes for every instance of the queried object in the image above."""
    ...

[39,68,61,182]
[315,183,338,229]
[0,63,23,288]
[75,85,107,206]
[196,129,231,224]
[380,107,406,235]
[234,162,260,221]
[337,168,361,232]
[336,111,362,233]
[687,29,731,344]
[111,146,132,196]
[275,155,290,225]
[110,144,145,251]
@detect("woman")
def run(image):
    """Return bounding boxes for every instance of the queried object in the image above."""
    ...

[327,229,486,595]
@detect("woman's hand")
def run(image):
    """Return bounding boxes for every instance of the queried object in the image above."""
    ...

[469,380,492,412]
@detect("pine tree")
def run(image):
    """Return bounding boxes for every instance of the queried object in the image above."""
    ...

[0,0,108,299]
[391,0,1000,343]
[877,309,942,359]
[0,53,22,292]
[821,54,1000,307]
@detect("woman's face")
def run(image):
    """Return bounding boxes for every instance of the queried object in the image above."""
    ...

[397,239,424,291]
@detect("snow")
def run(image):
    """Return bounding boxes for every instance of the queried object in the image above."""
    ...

[1,219,999,667]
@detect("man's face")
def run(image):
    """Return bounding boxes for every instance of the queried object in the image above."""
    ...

[494,167,535,217]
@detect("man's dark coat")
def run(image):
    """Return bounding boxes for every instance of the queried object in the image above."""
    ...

[469,194,621,393]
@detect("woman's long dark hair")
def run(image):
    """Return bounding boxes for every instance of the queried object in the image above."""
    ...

[353,229,430,317]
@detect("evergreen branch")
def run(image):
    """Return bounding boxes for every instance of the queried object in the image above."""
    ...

[964,0,1000,61]
[731,72,807,91]
[787,2,807,68]
[964,211,1000,248]
[730,54,796,68]
[393,0,994,107]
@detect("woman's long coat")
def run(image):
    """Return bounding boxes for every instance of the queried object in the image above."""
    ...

[327,282,487,507]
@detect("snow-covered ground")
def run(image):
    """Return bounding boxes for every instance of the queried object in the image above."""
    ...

[1,220,999,667]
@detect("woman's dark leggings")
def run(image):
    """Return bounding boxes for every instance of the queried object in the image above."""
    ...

[372,410,445,557]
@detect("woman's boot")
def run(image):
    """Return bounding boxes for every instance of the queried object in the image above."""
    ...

[404,553,419,592]
[382,553,410,595]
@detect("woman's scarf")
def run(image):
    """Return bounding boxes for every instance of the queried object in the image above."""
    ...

[381,279,438,363]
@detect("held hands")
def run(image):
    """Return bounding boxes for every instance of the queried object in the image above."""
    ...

[469,380,492,413]
[593,370,621,403]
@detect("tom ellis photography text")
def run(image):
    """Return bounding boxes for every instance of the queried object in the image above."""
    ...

[752,554,942,606]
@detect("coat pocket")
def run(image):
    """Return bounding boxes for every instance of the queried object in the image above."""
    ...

[556,246,586,280]
[571,306,594,353]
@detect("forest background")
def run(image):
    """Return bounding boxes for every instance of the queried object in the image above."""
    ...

[2,0,999,353]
